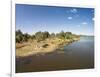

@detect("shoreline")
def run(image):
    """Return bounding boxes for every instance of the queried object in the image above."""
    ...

[16,37,80,58]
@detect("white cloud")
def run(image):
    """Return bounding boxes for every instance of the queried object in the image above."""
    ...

[67,17,72,20]
[82,22,88,25]
[70,9,77,13]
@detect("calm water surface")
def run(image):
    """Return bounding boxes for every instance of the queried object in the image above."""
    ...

[16,36,94,73]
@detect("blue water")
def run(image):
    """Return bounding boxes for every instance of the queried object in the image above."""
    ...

[64,36,94,56]
[16,36,94,73]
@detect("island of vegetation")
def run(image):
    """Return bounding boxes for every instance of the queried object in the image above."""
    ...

[16,30,80,57]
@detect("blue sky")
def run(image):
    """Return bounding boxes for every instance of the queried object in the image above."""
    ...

[16,4,94,35]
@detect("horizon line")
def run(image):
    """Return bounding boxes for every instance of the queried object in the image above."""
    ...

[16,29,94,36]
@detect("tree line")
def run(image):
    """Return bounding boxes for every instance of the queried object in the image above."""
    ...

[16,29,79,43]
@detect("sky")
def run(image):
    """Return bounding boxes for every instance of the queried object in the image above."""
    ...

[16,4,94,35]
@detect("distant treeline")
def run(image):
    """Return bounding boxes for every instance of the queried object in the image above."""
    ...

[16,30,79,43]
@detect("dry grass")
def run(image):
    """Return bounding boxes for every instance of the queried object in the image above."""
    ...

[16,37,80,57]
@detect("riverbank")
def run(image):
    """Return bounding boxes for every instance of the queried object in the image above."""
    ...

[16,37,80,57]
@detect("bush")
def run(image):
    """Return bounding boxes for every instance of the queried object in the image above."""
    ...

[35,31,50,41]
[16,30,23,43]
[16,30,31,43]
[16,29,78,43]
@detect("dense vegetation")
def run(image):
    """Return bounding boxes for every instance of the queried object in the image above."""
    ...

[16,30,79,43]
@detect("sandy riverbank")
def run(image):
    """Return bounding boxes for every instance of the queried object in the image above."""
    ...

[16,37,80,57]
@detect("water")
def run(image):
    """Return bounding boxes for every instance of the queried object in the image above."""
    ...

[16,36,94,73]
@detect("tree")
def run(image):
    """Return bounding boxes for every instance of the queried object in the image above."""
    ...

[65,32,72,35]
[16,29,31,43]
[16,29,23,36]
[65,32,72,39]
[35,31,50,41]
[23,33,31,42]
[35,31,44,41]
[57,30,66,39]
[16,30,23,43]
[50,33,55,38]
[31,34,35,39]
[43,31,50,39]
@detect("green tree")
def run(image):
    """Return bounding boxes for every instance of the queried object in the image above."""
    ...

[16,30,23,43]
[65,32,72,39]
[43,31,50,39]
[50,33,55,38]
[35,31,44,41]
[23,33,31,42]
[31,34,35,39]
[57,30,66,39]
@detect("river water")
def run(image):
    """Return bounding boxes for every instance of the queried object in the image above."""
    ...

[16,36,94,73]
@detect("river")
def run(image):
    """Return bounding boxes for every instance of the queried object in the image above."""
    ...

[16,36,94,73]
